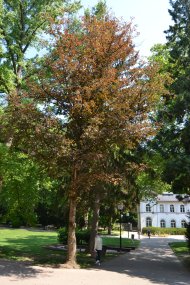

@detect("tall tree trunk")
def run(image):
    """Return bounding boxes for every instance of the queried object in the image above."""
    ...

[64,164,79,268]
[88,191,100,255]
[65,195,79,268]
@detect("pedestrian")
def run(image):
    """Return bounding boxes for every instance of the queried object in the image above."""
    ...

[147,229,151,239]
[94,233,103,265]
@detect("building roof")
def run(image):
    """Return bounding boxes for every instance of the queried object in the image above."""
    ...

[142,193,190,203]
[157,193,189,203]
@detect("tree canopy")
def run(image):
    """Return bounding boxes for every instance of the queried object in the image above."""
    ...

[148,0,190,194]
[0,0,81,95]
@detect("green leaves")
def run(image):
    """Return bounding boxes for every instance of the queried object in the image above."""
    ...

[0,0,81,94]
[145,1,190,195]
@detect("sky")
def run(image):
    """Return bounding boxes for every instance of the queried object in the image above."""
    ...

[80,0,173,57]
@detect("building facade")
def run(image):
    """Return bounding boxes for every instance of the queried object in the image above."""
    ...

[138,192,190,231]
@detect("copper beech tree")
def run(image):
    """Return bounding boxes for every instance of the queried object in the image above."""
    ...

[5,15,166,267]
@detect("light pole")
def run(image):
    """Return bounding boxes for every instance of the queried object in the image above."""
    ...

[126,212,130,238]
[118,203,124,251]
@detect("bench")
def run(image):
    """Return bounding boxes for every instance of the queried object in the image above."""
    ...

[45,225,55,230]
[102,245,136,256]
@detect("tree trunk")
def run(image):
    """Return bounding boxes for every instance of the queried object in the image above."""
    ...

[64,195,79,268]
[88,191,100,255]
[107,216,112,235]
[64,164,79,268]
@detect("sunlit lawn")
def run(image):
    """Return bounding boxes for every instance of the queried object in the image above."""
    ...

[0,228,139,267]
[169,241,190,268]
[0,228,63,264]
[103,236,139,247]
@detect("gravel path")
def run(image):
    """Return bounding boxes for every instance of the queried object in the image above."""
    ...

[0,235,189,285]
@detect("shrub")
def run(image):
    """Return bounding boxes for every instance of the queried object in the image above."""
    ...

[76,230,90,245]
[57,227,68,244]
[142,227,186,236]
[185,223,190,251]
[11,216,22,228]
[57,228,90,245]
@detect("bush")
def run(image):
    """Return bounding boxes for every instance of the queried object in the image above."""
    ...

[11,216,22,228]
[185,223,190,250]
[57,228,68,244]
[76,230,90,245]
[57,228,90,245]
[142,227,186,236]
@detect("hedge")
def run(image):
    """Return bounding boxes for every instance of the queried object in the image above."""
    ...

[142,227,186,236]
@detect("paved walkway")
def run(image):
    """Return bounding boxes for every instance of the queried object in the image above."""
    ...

[0,235,189,285]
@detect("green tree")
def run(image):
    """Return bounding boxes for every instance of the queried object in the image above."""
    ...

[0,143,40,226]
[0,0,81,95]
[150,0,190,194]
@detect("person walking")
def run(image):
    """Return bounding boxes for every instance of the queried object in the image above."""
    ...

[147,229,151,239]
[94,233,103,265]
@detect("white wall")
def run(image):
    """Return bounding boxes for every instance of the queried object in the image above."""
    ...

[139,200,190,230]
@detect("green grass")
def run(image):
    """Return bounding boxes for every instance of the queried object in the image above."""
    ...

[102,236,139,247]
[0,228,139,267]
[0,228,63,264]
[169,241,190,268]
[169,242,189,254]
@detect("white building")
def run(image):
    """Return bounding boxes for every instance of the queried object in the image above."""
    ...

[138,192,190,231]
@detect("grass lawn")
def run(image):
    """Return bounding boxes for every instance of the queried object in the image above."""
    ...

[169,241,190,268]
[102,236,139,247]
[0,228,63,265]
[0,228,139,267]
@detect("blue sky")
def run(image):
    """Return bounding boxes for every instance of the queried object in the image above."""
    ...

[80,0,173,57]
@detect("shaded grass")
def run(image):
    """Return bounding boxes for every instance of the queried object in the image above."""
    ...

[0,228,139,267]
[169,241,190,269]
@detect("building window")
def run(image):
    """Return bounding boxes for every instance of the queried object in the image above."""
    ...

[146,217,152,227]
[170,205,174,212]
[181,220,186,228]
[160,204,164,213]
[146,204,151,212]
[171,220,176,228]
[180,205,185,213]
[160,219,166,228]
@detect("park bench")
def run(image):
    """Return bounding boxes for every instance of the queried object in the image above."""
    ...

[102,245,136,256]
[45,224,55,230]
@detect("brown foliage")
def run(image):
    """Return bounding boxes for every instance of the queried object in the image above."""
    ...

[2,14,167,266]
[26,16,163,164]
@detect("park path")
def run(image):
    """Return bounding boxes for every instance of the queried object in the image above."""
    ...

[0,235,189,285]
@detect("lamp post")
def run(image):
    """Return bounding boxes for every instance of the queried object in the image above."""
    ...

[118,203,124,251]
[126,212,130,238]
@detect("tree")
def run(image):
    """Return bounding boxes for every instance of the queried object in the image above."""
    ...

[0,1,81,213]
[150,0,190,194]
[3,13,166,267]
[0,143,42,226]
[0,0,81,95]
[166,0,190,93]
